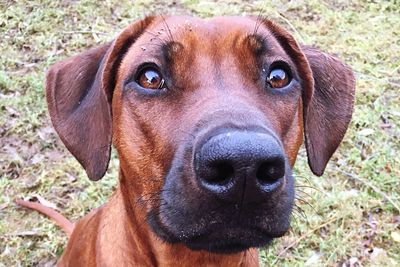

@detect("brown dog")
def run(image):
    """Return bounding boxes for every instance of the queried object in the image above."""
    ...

[18,16,355,266]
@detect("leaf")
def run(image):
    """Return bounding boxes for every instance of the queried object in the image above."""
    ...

[0,203,8,210]
[305,251,323,266]
[30,154,44,165]
[32,194,59,211]
[358,128,374,136]
[37,126,55,141]
[369,247,388,263]
[391,231,400,243]
[7,230,43,237]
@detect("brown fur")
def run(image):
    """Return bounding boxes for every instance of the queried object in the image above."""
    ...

[17,16,355,266]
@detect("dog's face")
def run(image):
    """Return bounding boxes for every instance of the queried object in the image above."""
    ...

[46,16,355,253]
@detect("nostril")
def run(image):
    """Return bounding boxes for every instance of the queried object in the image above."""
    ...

[204,161,234,185]
[256,159,285,184]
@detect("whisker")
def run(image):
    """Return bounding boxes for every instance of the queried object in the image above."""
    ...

[160,15,174,42]
[253,6,266,35]
[295,196,318,215]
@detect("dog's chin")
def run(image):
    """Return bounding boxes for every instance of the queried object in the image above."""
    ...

[185,238,273,254]
[183,230,276,254]
[185,240,259,254]
[148,211,288,254]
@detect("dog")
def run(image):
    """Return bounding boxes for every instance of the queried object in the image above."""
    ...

[17,15,355,266]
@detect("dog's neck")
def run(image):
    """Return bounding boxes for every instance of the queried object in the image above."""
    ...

[113,171,259,267]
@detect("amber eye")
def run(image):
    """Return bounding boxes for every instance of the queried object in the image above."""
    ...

[267,68,291,89]
[137,68,165,90]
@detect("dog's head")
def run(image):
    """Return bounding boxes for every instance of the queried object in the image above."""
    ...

[46,16,355,253]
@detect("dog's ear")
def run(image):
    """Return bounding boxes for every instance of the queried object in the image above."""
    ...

[301,46,355,176]
[46,16,155,180]
[260,20,355,176]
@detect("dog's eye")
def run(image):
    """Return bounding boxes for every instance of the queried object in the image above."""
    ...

[137,68,165,90]
[267,68,291,89]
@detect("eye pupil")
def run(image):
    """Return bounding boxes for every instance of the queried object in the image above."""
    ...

[144,70,159,83]
[267,68,290,89]
[138,68,165,90]
[270,69,286,81]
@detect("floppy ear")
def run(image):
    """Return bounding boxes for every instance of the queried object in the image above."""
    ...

[301,46,355,176]
[46,16,155,180]
[259,19,355,176]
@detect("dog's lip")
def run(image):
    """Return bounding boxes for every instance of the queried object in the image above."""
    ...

[183,225,288,242]
[148,209,183,243]
[179,217,290,244]
[185,239,261,254]
[182,226,281,253]
[149,205,290,245]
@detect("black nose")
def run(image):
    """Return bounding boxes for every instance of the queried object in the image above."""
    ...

[194,131,285,204]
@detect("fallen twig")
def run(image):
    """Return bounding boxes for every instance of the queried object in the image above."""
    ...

[335,168,400,213]
[62,30,107,35]
[271,215,345,266]
[355,71,400,88]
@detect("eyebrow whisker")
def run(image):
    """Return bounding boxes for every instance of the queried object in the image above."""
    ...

[144,30,169,46]
[160,15,174,42]
[253,6,266,35]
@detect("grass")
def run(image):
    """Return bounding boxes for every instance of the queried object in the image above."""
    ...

[1,0,399,266]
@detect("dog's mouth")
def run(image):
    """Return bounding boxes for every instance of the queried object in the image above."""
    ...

[186,239,264,254]
[184,232,274,254]
[148,200,292,253]
[147,173,294,254]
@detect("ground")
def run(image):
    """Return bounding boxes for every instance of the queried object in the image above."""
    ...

[0,0,399,266]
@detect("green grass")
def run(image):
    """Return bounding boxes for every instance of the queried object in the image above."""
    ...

[1,0,399,266]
